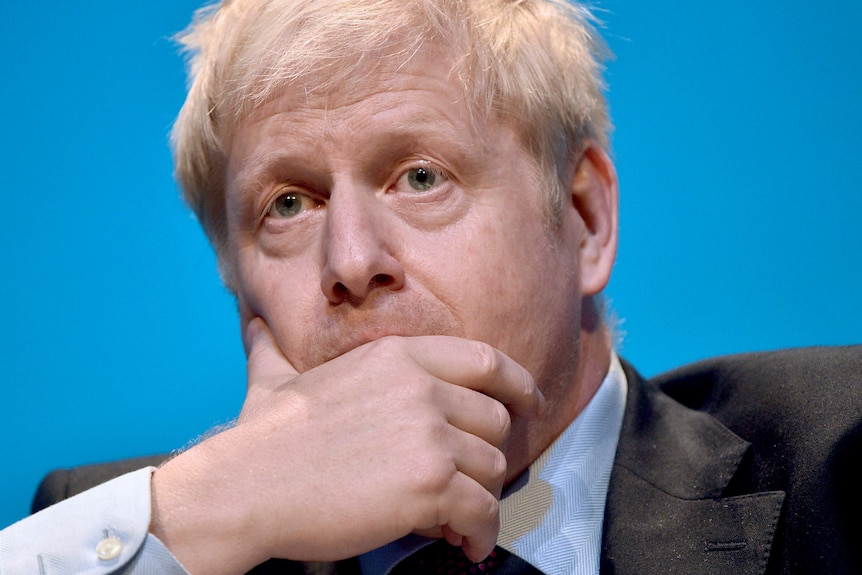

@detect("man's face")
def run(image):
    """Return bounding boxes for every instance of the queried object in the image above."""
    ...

[223,43,590,400]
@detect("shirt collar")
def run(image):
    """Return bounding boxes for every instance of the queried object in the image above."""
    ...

[360,353,627,575]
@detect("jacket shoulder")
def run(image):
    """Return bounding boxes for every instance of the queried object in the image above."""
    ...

[648,345,862,490]
[651,345,862,424]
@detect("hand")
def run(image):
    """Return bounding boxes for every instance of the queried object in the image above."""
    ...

[151,318,544,575]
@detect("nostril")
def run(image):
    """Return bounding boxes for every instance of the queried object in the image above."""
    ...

[326,273,401,306]
[332,282,349,301]
[369,274,394,288]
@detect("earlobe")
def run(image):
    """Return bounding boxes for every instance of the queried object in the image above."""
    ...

[569,143,619,296]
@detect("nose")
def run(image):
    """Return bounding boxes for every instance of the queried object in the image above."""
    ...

[320,189,405,305]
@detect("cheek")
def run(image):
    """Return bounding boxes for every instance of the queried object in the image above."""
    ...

[235,246,277,316]
[235,249,321,337]
[461,218,581,367]
[469,210,557,291]
[433,213,556,326]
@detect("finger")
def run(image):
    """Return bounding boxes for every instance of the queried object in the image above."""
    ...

[442,386,511,449]
[245,317,299,390]
[404,337,545,419]
[461,534,497,564]
[448,427,507,497]
[436,472,500,562]
[441,525,463,548]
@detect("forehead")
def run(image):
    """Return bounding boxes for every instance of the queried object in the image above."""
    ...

[305,42,463,109]
[225,40,498,174]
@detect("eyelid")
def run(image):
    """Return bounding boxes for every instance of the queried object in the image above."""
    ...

[421,165,449,180]
[412,161,448,177]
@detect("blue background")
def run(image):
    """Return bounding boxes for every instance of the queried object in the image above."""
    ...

[1,1,859,527]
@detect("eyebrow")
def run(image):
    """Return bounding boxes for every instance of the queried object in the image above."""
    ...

[227,100,494,209]
[231,151,302,194]
[225,152,308,228]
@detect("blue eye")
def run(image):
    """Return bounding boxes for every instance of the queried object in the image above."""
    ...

[407,167,438,191]
[272,193,302,217]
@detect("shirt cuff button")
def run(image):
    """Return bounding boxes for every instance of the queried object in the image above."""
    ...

[96,536,123,561]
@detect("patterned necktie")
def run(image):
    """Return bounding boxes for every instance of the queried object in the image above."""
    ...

[391,540,510,575]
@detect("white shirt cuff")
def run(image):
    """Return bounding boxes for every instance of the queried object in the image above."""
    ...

[0,467,190,575]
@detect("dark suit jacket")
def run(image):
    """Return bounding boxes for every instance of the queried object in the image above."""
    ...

[33,346,862,574]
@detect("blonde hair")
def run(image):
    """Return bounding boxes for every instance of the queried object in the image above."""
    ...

[172,0,612,282]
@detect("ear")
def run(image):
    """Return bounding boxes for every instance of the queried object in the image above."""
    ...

[568,143,618,296]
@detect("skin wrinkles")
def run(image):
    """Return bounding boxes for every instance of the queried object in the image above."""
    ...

[223,42,607,483]
[229,102,489,219]
[226,46,493,214]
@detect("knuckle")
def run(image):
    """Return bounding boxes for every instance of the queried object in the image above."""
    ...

[521,370,537,401]
[473,491,499,526]
[402,372,437,406]
[491,401,512,439]
[468,340,500,379]
[413,449,457,495]
[509,368,535,411]
[490,448,507,485]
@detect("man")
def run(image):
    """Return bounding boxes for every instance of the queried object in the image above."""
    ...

[2,1,860,574]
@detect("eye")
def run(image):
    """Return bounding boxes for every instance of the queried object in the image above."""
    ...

[267,191,319,218]
[403,166,448,192]
[407,167,436,191]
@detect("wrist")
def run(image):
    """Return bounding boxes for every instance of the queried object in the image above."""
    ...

[149,431,269,575]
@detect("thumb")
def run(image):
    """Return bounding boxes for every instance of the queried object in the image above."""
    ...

[244,317,299,397]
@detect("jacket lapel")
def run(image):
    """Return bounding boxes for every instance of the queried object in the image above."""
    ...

[600,361,784,575]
